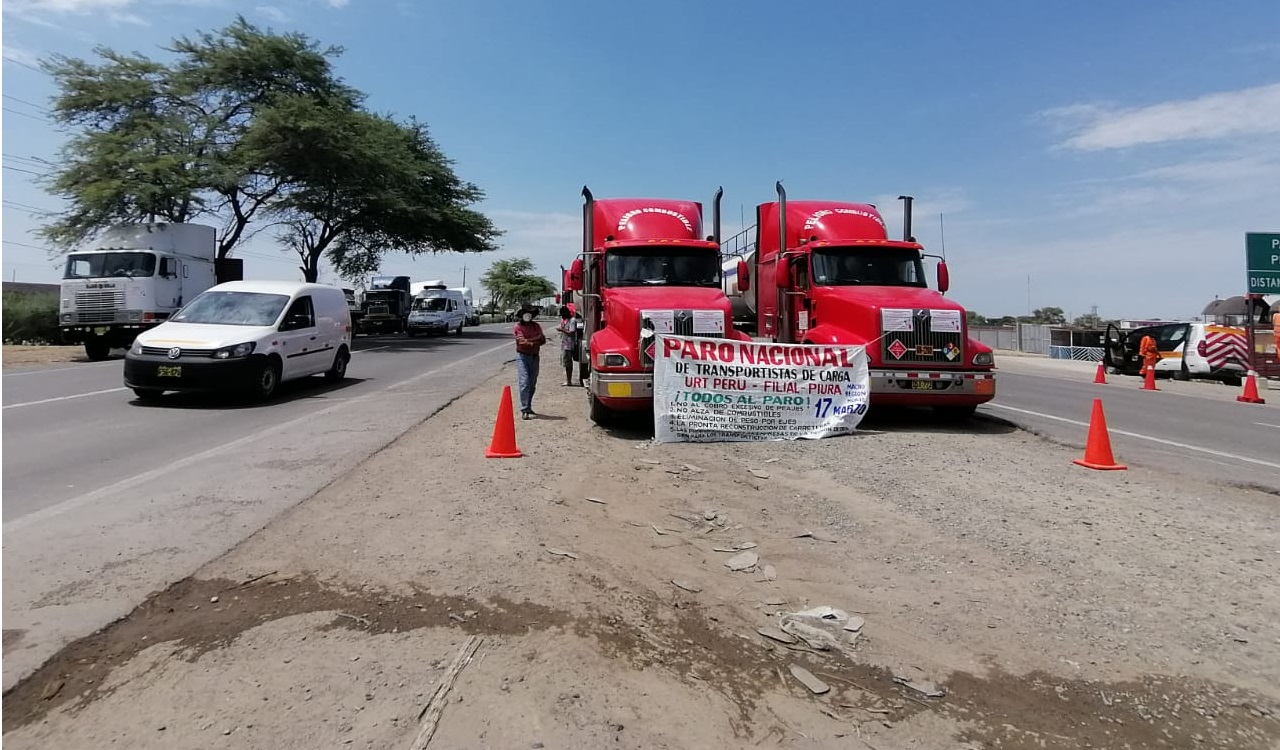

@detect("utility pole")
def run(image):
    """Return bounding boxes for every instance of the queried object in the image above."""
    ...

[461,263,467,287]
[1027,275,1032,318]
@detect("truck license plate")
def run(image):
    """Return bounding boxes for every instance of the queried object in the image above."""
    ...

[911,380,940,390]
[157,365,182,378]
[93,327,108,335]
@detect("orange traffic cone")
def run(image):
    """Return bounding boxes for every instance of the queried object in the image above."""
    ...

[1093,362,1107,384]
[485,385,523,458]
[1237,371,1267,404]
[1072,399,1127,471]
[1141,365,1157,391]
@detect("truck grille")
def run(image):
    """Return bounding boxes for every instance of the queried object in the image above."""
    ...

[639,309,724,368]
[880,308,964,365]
[74,289,125,324]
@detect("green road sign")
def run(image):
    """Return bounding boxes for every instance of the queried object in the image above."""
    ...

[1246,232,1280,294]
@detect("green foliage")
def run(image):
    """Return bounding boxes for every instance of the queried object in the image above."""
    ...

[480,258,555,310]
[2,293,60,344]
[37,16,498,280]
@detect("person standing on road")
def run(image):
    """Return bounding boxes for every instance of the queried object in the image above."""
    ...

[556,306,577,386]
[513,306,546,419]
[1138,334,1159,375]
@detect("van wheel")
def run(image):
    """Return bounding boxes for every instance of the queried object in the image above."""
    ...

[252,358,281,401]
[1223,373,1243,387]
[84,338,111,361]
[406,329,416,337]
[1174,361,1191,381]
[325,347,349,382]
[455,322,464,336]
[132,388,164,403]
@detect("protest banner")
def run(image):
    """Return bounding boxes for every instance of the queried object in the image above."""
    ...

[653,334,870,443]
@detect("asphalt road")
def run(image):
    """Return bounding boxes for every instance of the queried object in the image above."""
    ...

[983,357,1280,493]
[2,325,516,690]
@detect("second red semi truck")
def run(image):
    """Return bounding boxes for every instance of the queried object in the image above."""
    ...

[732,183,996,420]
[564,187,752,425]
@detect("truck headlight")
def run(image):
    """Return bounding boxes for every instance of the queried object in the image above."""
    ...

[213,342,256,360]
[973,351,994,367]
[597,353,630,368]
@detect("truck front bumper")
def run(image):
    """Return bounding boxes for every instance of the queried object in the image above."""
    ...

[61,324,154,347]
[590,371,653,411]
[869,369,996,406]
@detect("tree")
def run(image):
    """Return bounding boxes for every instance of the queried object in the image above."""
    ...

[966,310,989,326]
[38,17,352,259]
[250,99,500,281]
[480,258,555,310]
[1072,313,1103,329]
[1030,306,1066,325]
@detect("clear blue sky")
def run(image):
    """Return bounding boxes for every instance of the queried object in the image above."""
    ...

[4,0,1279,319]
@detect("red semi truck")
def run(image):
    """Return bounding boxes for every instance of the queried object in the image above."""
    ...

[733,183,995,420]
[564,187,752,425]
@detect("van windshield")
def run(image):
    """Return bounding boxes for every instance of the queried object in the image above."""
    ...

[172,291,290,326]
[64,251,156,279]
[413,297,448,311]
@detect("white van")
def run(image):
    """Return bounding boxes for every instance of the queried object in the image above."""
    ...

[407,287,467,336]
[123,280,352,402]
[1106,322,1248,385]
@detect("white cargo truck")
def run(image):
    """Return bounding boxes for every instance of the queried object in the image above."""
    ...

[59,223,222,360]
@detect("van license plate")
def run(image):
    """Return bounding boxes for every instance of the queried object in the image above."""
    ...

[157,366,182,378]
[93,327,108,335]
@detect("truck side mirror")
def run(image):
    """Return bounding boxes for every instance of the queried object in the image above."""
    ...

[937,260,950,295]
[776,256,792,290]
[566,258,584,292]
[737,260,750,292]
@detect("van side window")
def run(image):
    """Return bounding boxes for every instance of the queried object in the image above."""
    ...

[281,296,316,331]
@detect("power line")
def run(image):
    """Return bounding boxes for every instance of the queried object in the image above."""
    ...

[2,55,44,73]
[2,107,50,124]
[3,239,55,252]
[3,200,55,213]
[2,94,47,112]
[3,164,47,177]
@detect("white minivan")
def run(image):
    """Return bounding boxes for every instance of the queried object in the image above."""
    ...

[124,280,352,402]
[406,287,467,336]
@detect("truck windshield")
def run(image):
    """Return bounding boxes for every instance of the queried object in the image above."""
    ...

[64,252,156,279]
[171,291,290,326]
[811,247,927,288]
[413,297,448,311]
[605,249,720,288]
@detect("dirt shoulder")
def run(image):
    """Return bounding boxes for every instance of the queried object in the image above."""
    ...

[5,358,1278,749]
[1,345,100,369]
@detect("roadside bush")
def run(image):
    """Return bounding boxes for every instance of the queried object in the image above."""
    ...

[3,292,61,345]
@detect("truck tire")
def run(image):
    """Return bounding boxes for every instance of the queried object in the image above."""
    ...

[132,388,164,403]
[933,404,977,423]
[589,395,614,427]
[84,338,111,361]
[406,328,416,337]
[325,347,349,382]
[252,358,281,402]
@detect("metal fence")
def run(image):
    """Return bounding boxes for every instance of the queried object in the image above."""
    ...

[1018,324,1054,355]
[1050,345,1104,362]
[970,326,1018,351]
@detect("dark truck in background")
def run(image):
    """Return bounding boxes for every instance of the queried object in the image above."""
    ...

[360,275,411,334]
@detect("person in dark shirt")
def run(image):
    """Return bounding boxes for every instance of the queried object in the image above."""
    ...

[513,306,547,419]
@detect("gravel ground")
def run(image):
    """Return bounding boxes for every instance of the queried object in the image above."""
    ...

[1,345,101,369]
[5,356,1278,749]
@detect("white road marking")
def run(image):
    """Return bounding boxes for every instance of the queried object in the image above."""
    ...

[987,403,1280,471]
[3,387,129,410]
[4,341,513,533]
[1254,422,1280,430]
[353,346,390,354]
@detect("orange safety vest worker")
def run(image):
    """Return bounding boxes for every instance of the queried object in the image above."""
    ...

[1138,334,1159,372]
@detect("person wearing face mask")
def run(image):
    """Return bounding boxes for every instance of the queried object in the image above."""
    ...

[513,305,547,419]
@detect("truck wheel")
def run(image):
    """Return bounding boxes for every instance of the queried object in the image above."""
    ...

[132,388,164,403]
[84,338,111,361]
[252,358,281,402]
[589,395,614,426]
[933,405,977,423]
[407,328,416,337]
[325,347,349,382]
